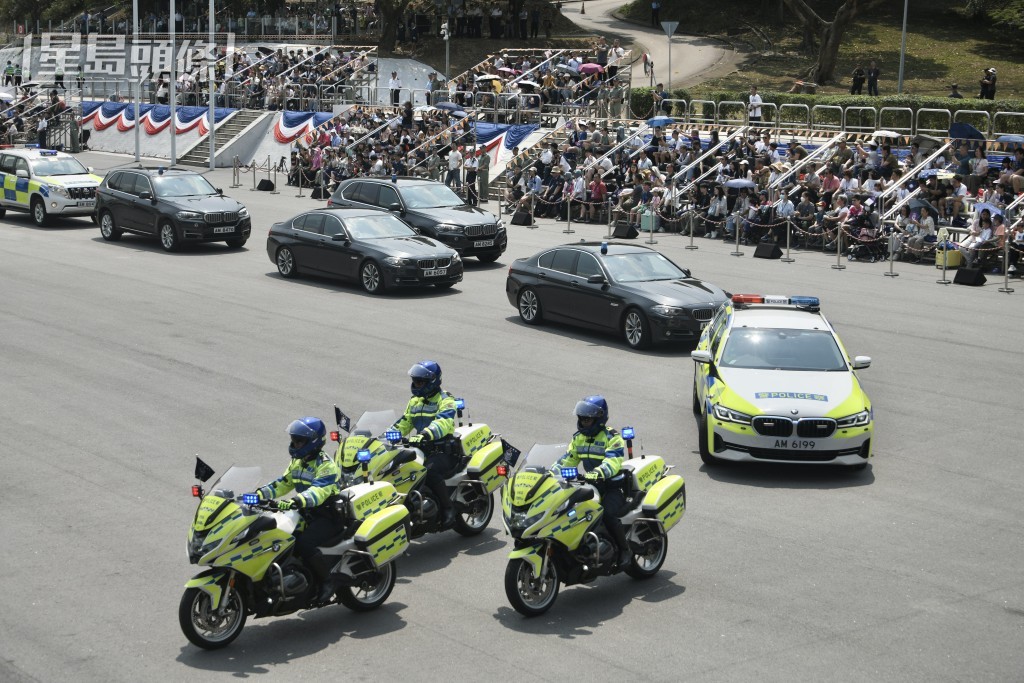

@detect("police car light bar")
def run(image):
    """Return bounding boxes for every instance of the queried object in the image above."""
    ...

[39,150,58,156]
[732,294,820,308]
[241,493,260,506]
[357,449,372,462]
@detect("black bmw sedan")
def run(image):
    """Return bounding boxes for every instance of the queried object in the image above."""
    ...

[327,178,506,263]
[266,207,463,293]
[506,242,730,349]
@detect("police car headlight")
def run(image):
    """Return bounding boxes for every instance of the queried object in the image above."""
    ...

[48,185,71,198]
[836,410,871,428]
[712,403,752,425]
[176,210,204,221]
[652,305,686,317]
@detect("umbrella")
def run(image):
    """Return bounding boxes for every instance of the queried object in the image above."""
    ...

[435,101,463,112]
[647,115,674,128]
[996,134,1024,144]
[20,81,39,88]
[475,74,501,82]
[555,64,578,75]
[918,168,954,179]
[449,110,469,118]
[497,67,518,75]
[973,202,1003,217]
[872,130,901,139]
[908,197,939,215]
[414,105,436,113]
[0,92,14,103]
[518,79,540,88]
[948,122,985,141]
[912,133,944,152]
[724,178,757,189]
[579,63,604,74]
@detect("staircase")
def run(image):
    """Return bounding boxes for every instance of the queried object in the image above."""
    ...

[178,109,264,167]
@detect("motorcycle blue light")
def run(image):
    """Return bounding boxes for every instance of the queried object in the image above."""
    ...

[241,493,260,506]
[384,429,402,443]
[560,467,578,479]
[790,296,820,307]
[455,397,466,410]
[621,426,635,440]
[357,449,372,462]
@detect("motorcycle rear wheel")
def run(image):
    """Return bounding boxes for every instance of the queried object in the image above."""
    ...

[505,558,559,616]
[624,531,668,579]
[179,587,246,650]
[337,562,397,612]
[452,492,494,537]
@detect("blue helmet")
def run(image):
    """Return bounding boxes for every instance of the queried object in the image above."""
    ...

[575,395,608,436]
[287,417,326,461]
[409,361,442,397]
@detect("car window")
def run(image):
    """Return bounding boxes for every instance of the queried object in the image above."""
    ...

[0,155,15,173]
[538,251,556,269]
[574,252,603,278]
[709,310,729,358]
[323,215,345,237]
[377,184,400,208]
[549,249,578,274]
[355,183,380,206]
[119,173,140,196]
[291,214,307,230]
[14,158,29,176]
[135,175,153,196]
[303,213,326,235]
[104,172,121,190]
[342,182,362,201]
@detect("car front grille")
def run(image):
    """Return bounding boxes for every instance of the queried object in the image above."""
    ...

[204,212,238,225]
[797,419,836,438]
[68,186,96,200]
[465,224,497,237]
[692,308,715,322]
[752,416,793,437]
[418,257,452,269]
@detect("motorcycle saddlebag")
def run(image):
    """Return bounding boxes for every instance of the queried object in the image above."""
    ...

[454,423,492,458]
[465,441,507,493]
[640,475,686,532]
[343,481,400,521]
[620,456,666,496]
[354,505,410,567]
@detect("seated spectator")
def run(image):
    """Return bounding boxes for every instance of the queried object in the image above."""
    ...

[821,195,850,252]
[939,175,969,227]
[958,209,994,267]
[967,146,989,194]
[902,206,937,263]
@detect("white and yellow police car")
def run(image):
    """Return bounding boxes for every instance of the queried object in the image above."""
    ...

[692,294,874,469]
[0,148,103,226]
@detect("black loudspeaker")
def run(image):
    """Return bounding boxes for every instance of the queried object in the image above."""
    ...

[612,222,639,239]
[310,186,329,199]
[953,267,986,286]
[753,242,783,259]
[256,179,275,191]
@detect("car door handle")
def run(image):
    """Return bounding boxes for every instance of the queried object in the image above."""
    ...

[538,272,546,278]
[569,280,579,287]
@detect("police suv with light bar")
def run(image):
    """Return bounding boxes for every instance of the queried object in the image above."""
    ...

[692,294,874,469]
[0,148,103,226]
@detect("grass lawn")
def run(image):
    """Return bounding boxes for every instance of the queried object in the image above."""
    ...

[622,0,1022,99]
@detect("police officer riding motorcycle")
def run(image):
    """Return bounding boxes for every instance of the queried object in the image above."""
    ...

[552,396,632,568]
[390,361,459,528]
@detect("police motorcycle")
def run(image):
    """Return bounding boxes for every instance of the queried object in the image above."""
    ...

[498,430,686,616]
[330,401,517,539]
[180,457,410,650]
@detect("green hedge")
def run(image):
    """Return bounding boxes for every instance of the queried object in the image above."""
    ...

[627,88,1024,134]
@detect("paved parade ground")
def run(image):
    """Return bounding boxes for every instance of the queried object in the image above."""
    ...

[1,151,1023,682]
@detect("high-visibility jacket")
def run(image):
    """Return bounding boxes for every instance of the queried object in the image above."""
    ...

[392,390,456,442]
[257,451,340,508]
[555,427,625,480]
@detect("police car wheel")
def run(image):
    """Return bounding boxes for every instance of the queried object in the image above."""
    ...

[698,414,719,466]
[31,198,49,227]
[0,205,6,219]
[99,211,122,241]
[159,222,180,252]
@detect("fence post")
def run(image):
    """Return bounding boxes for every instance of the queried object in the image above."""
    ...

[231,155,240,187]
[884,231,899,278]
[604,195,614,239]
[269,155,280,194]
[998,239,1014,293]
[731,215,743,257]
[645,208,657,245]
[563,196,575,234]
[527,194,538,229]
[936,245,951,284]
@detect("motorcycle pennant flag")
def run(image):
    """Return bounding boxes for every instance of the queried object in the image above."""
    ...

[334,406,351,432]
[194,457,216,482]
[500,439,522,468]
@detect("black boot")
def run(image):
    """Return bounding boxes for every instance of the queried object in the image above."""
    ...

[426,476,454,529]
[609,524,632,569]
[306,552,336,604]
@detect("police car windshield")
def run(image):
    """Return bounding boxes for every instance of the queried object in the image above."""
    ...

[603,252,687,283]
[400,184,464,209]
[343,213,417,239]
[32,158,89,176]
[720,328,847,371]
[152,174,217,197]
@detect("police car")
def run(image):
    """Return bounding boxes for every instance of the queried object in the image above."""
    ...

[692,294,874,469]
[0,148,103,226]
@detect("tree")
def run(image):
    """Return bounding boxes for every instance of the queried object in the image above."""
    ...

[965,0,1024,30]
[781,0,883,85]
[377,0,414,54]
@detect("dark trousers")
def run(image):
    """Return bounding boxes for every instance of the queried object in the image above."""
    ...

[596,481,626,539]
[424,450,457,510]
[294,508,341,562]
[868,80,878,96]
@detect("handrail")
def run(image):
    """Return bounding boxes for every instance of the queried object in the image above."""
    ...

[507,50,568,88]
[594,124,651,178]
[672,126,748,182]
[781,132,847,197]
[406,117,472,172]
[345,115,400,151]
[678,162,722,196]
[880,185,921,221]
[876,142,952,203]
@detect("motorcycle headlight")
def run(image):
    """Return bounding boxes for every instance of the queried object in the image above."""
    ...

[506,508,544,530]
[712,403,752,425]
[437,223,464,234]
[652,305,686,317]
[836,409,871,428]
[237,207,249,218]
[176,210,204,221]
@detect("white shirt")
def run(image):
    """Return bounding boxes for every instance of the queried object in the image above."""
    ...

[540,149,553,165]
[388,77,401,89]
[447,149,462,170]
[748,93,762,117]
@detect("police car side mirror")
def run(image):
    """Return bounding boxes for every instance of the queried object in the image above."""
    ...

[16,169,28,179]
[691,350,713,364]
[852,356,872,369]
[216,187,223,195]
[87,166,95,173]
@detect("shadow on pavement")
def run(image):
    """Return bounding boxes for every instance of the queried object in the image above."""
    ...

[492,571,685,638]
[395,527,505,582]
[262,271,462,298]
[504,315,696,356]
[175,601,408,674]
[699,458,875,489]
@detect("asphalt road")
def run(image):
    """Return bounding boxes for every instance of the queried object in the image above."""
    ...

[1,151,1022,682]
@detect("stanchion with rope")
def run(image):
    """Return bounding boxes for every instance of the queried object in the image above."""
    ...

[685,209,698,250]
[563,196,575,235]
[730,216,743,257]
[231,156,241,188]
[295,167,304,198]
[884,231,899,278]
[251,161,258,192]
[604,195,614,240]
[998,234,1014,294]
[936,229,951,284]
[527,195,538,230]
[271,159,280,195]
[832,227,846,271]
[781,218,795,263]
[644,208,657,245]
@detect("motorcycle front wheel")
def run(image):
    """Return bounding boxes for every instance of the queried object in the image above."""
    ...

[624,531,668,579]
[179,586,246,650]
[505,558,559,616]
[337,561,397,612]
[452,492,494,537]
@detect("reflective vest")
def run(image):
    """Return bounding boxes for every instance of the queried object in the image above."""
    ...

[392,390,456,441]
[556,428,625,480]
[257,452,340,508]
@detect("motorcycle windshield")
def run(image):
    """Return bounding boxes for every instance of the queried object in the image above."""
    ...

[521,443,570,473]
[207,465,263,500]
[352,409,400,438]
